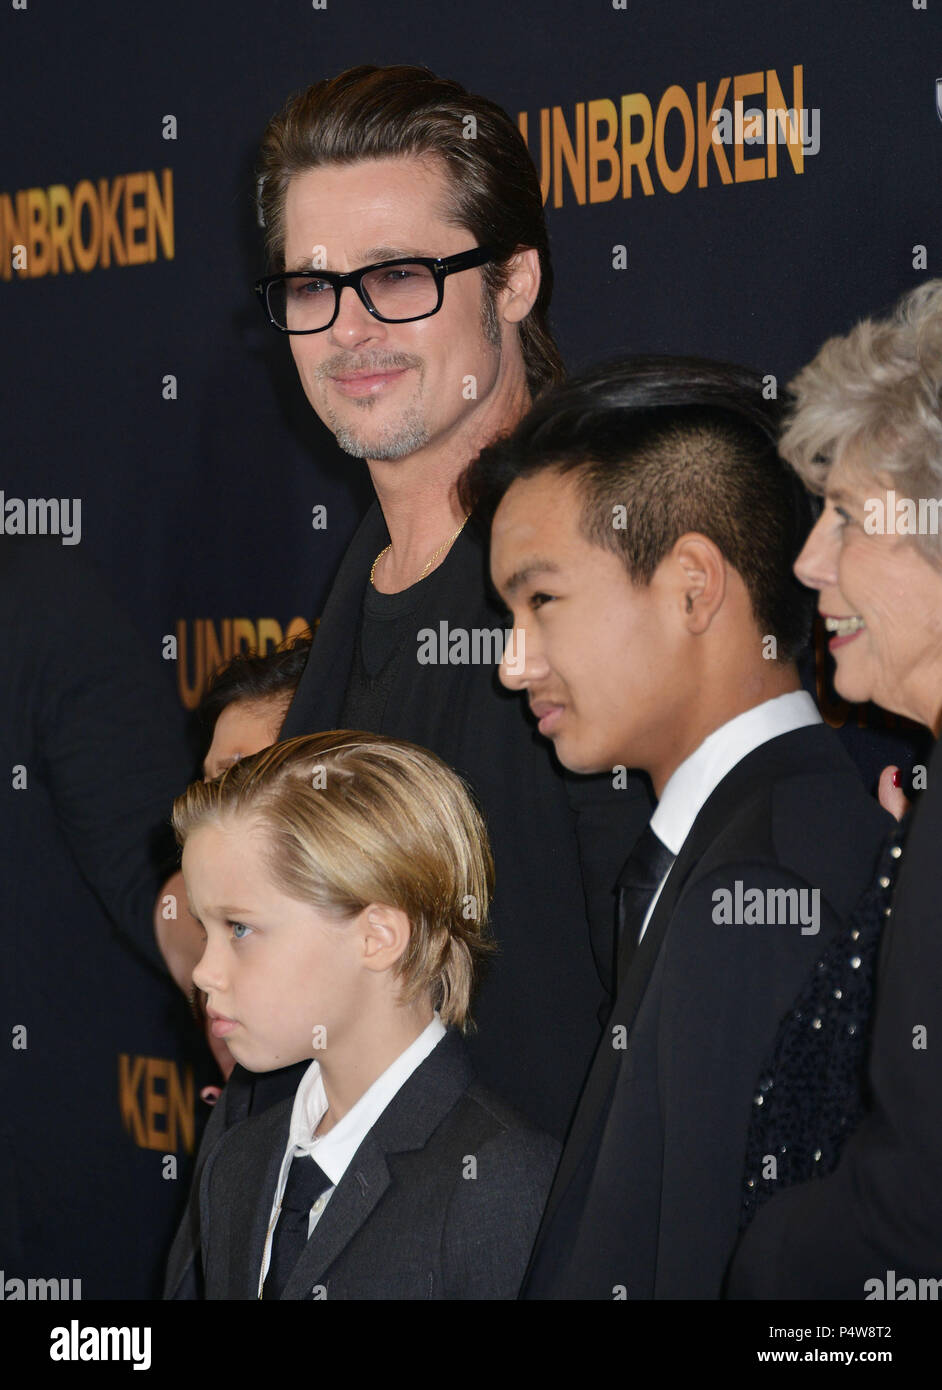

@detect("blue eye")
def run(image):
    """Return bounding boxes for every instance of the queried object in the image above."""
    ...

[230,921,253,941]
[378,268,418,284]
[288,278,330,300]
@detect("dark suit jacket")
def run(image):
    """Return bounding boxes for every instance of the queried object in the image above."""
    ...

[727,734,942,1298]
[199,1031,560,1300]
[522,723,892,1300]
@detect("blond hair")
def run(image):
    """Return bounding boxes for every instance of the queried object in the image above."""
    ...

[173,732,494,1029]
[780,280,942,562]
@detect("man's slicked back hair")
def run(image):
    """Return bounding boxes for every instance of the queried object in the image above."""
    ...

[462,355,815,661]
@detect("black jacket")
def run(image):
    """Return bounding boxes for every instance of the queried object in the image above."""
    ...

[522,723,892,1300]
[727,734,942,1298]
[200,1031,560,1300]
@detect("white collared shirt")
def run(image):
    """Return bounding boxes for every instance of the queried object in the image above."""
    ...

[258,1014,446,1296]
[638,689,822,940]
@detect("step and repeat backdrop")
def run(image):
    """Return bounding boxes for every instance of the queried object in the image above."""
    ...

[1,0,939,1297]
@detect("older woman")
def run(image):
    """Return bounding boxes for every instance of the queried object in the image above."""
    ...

[728,279,942,1298]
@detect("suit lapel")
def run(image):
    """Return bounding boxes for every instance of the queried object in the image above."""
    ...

[280,1135,393,1297]
[274,1031,474,1299]
[210,1102,291,1300]
[538,724,838,1236]
[611,724,838,1034]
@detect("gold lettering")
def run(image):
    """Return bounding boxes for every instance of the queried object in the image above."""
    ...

[203,618,230,679]
[148,168,175,261]
[167,1061,195,1155]
[231,618,257,655]
[552,103,586,207]
[26,188,50,277]
[284,616,314,643]
[144,1057,171,1148]
[98,176,127,267]
[47,185,74,274]
[733,72,766,183]
[176,618,205,710]
[118,1053,147,1147]
[766,66,805,177]
[256,618,284,654]
[124,172,149,265]
[697,77,732,187]
[588,99,620,203]
[654,85,695,194]
[72,180,101,271]
[620,94,654,197]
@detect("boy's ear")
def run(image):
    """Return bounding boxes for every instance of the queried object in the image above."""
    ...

[671,532,727,633]
[360,903,412,972]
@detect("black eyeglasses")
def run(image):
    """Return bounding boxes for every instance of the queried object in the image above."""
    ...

[255,246,494,334]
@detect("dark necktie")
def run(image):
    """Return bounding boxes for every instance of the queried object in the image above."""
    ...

[262,1154,333,1300]
[615,825,675,977]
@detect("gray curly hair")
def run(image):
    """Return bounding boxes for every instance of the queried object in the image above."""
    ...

[781,280,942,560]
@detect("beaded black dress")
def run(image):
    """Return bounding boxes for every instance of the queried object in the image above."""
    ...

[739,813,909,1228]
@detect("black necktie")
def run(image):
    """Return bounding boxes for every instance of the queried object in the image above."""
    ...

[262,1154,333,1300]
[615,825,675,977]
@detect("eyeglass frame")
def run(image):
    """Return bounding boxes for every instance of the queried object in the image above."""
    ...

[254,245,495,334]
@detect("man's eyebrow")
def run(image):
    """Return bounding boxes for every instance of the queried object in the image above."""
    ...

[361,244,425,262]
[500,559,563,597]
[282,260,331,275]
[282,246,429,275]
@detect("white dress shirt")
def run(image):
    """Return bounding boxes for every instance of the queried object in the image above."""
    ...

[638,689,822,940]
[258,1014,446,1296]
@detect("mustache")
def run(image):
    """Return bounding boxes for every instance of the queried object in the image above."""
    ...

[317,351,423,379]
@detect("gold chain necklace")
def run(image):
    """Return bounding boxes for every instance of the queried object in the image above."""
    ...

[370,516,468,588]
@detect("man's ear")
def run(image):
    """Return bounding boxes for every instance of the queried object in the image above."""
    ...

[499,247,541,324]
[359,903,412,973]
[671,532,727,634]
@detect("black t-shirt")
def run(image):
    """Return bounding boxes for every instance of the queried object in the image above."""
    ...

[341,575,428,731]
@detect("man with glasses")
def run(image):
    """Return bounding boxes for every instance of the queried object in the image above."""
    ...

[163,63,650,1299]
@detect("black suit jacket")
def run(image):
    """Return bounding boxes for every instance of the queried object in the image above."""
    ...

[727,734,942,1298]
[199,1031,560,1300]
[522,723,892,1300]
